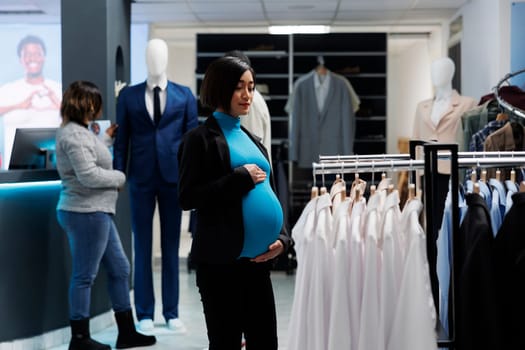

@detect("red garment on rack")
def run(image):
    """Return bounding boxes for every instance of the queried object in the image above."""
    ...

[478,85,525,110]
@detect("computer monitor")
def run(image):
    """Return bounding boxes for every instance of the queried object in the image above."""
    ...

[8,128,58,170]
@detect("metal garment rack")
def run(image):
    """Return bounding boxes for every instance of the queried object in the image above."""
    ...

[311,142,525,349]
[494,68,525,119]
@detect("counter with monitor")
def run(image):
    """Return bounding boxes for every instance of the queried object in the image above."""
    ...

[0,137,132,343]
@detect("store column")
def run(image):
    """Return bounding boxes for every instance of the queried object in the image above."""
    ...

[60,0,134,313]
[61,0,131,122]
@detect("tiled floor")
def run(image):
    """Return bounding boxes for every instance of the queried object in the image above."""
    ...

[48,230,296,350]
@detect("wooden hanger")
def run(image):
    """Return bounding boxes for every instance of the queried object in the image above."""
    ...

[354,187,361,202]
[370,184,377,196]
[496,112,509,121]
[473,182,481,194]
[495,169,501,182]
[520,181,525,193]
[330,174,346,202]
[480,169,487,183]
[510,169,516,184]
[311,186,319,199]
[470,168,477,183]
[408,183,415,201]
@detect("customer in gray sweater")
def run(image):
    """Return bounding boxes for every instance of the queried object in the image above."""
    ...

[55,80,156,350]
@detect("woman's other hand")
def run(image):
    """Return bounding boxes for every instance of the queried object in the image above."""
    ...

[251,239,284,263]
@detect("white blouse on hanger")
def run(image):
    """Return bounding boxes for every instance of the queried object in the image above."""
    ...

[306,193,334,350]
[287,196,318,350]
[387,198,438,350]
[327,196,367,350]
[377,190,404,350]
[358,192,382,350]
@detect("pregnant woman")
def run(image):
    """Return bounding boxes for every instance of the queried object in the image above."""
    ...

[177,56,293,350]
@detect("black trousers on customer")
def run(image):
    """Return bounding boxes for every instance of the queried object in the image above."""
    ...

[196,259,278,350]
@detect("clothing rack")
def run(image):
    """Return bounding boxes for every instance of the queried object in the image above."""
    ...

[494,68,525,119]
[311,141,525,349]
[315,151,525,171]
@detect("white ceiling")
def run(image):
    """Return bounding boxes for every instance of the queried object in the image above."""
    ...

[0,0,469,27]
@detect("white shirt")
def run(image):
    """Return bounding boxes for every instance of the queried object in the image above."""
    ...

[327,197,366,350]
[287,197,318,350]
[145,78,168,121]
[306,193,333,350]
[314,71,331,113]
[327,198,353,350]
[358,192,382,350]
[378,190,404,350]
[387,198,437,350]
[430,91,452,126]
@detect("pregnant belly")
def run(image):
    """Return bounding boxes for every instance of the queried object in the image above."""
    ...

[240,182,284,257]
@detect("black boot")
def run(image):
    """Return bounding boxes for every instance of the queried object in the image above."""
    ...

[115,310,156,349]
[69,318,111,350]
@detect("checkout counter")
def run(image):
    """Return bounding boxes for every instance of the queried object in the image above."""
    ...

[0,169,132,343]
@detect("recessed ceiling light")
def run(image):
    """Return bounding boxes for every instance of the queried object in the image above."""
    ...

[268,25,331,35]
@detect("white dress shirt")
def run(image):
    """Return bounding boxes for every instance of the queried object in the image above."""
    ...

[145,78,168,121]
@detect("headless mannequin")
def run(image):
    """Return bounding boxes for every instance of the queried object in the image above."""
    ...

[430,57,455,126]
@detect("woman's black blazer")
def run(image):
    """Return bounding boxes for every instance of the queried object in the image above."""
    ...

[177,115,293,264]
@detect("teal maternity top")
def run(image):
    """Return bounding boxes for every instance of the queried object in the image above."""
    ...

[214,111,283,258]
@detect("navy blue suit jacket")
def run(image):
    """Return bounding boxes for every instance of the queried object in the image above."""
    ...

[113,81,198,184]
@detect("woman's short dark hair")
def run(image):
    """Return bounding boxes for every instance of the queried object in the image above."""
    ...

[200,56,255,114]
[60,81,103,126]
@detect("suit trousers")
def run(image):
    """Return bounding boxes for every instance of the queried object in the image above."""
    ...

[129,171,182,322]
[196,259,278,350]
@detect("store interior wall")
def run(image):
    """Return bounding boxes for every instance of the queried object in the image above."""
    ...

[511,1,525,88]
[459,0,512,100]
[136,0,521,258]
[387,37,433,155]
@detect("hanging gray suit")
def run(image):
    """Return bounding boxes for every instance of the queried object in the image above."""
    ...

[289,71,355,168]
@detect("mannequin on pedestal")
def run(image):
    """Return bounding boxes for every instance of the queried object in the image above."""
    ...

[412,57,477,330]
[113,38,198,333]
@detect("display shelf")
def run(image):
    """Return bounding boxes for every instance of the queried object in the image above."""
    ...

[196,32,387,226]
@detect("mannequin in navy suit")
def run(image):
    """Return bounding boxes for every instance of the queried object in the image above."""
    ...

[113,38,198,333]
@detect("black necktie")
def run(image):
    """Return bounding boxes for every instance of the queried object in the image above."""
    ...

[153,86,161,125]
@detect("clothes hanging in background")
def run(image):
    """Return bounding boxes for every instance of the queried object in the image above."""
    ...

[469,118,508,152]
[461,99,501,152]
[493,192,525,349]
[286,70,356,168]
[484,121,525,180]
[287,186,437,350]
[478,85,525,110]
[462,85,525,151]
[387,197,437,350]
[456,193,502,350]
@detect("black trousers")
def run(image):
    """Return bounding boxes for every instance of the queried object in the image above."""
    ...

[196,259,278,350]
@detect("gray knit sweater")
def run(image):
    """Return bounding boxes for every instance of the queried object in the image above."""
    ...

[56,121,125,214]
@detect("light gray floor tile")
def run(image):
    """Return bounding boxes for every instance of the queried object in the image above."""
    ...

[49,231,296,350]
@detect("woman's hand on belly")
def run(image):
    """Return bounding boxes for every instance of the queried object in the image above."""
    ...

[243,163,266,184]
[250,239,284,263]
